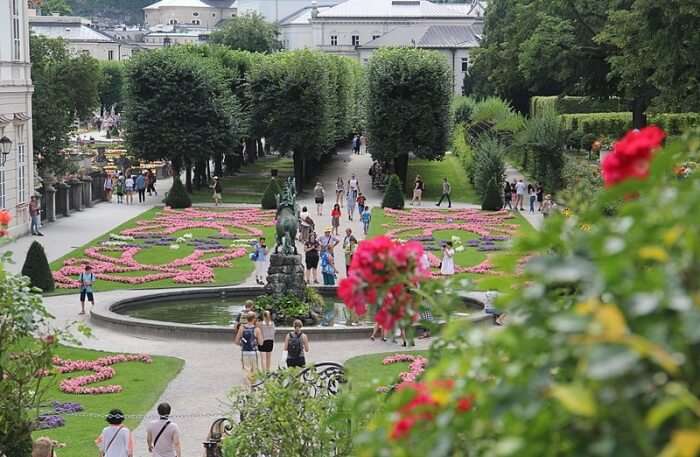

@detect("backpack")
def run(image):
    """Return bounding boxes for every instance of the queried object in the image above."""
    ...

[241,326,257,352]
[287,332,303,358]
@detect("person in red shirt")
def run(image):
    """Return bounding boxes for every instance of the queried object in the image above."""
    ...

[331,204,342,236]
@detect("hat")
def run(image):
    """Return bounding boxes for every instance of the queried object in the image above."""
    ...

[213,176,219,180]
[324,226,332,232]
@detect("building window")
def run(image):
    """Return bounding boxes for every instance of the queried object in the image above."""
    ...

[108,50,114,61]
[461,57,469,72]
[351,35,360,46]
[164,37,172,46]
[192,19,200,25]
[11,0,21,60]
[193,11,199,16]
[372,35,380,40]
[330,35,338,46]
[16,124,26,204]
[169,19,178,24]
[212,13,216,16]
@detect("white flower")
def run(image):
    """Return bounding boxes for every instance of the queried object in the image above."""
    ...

[169,244,180,250]
[183,233,193,239]
[451,235,461,243]
[455,246,465,252]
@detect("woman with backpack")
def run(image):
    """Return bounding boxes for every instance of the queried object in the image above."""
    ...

[235,312,263,385]
[284,320,309,368]
[95,409,133,457]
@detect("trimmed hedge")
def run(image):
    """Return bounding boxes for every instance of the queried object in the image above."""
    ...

[481,178,502,211]
[382,174,405,209]
[21,241,55,292]
[561,112,700,137]
[164,177,192,209]
[261,178,282,209]
[530,96,625,116]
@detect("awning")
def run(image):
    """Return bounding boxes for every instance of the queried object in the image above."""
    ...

[0,114,13,124]
[14,112,32,121]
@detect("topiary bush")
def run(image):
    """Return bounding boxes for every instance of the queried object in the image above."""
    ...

[21,241,55,292]
[261,178,282,209]
[481,177,503,211]
[453,96,476,126]
[472,136,506,201]
[382,174,405,209]
[164,177,191,209]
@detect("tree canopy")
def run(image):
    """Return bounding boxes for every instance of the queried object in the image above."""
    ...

[209,12,282,53]
[97,61,125,115]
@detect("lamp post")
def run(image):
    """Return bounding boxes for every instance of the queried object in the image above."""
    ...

[0,136,11,166]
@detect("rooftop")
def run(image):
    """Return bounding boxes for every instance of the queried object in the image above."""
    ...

[317,0,482,19]
[29,16,116,43]
[144,0,237,10]
[279,5,334,26]
[359,24,481,49]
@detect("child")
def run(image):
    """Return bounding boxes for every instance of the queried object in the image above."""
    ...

[361,206,372,235]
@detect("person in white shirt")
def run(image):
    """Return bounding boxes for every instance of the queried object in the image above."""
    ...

[348,175,359,199]
[515,179,527,211]
[95,409,133,457]
[146,403,181,457]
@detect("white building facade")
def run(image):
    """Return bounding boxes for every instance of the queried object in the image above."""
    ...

[144,0,237,28]
[1,0,35,236]
[237,0,340,23]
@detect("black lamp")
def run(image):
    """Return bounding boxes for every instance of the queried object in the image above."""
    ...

[0,136,11,166]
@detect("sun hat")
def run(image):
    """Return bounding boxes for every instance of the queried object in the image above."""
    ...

[324,226,332,232]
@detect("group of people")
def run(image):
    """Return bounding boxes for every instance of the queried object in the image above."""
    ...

[104,170,158,205]
[351,133,367,155]
[410,175,453,209]
[502,179,555,215]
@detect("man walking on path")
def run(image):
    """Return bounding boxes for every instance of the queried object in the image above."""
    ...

[436,178,452,208]
[136,172,147,203]
[515,179,527,211]
[147,403,181,457]
[79,265,96,315]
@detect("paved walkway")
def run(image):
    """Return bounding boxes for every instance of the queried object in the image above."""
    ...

[505,164,544,230]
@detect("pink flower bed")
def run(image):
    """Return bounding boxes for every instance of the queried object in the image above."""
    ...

[383,353,429,389]
[52,354,152,395]
[53,208,274,288]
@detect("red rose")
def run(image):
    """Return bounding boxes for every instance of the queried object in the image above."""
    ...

[457,396,473,413]
[602,126,666,187]
[390,416,416,440]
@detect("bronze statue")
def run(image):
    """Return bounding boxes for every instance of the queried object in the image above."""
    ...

[274,177,299,255]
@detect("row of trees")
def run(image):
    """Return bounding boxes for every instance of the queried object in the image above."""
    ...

[471,0,700,127]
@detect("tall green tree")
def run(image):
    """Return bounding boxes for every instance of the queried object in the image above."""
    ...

[31,35,100,177]
[366,48,452,184]
[209,12,282,53]
[124,47,241,192]
[42,0,72,15]
[97,61,125,115]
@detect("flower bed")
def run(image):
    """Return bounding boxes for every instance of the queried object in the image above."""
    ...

[381,354,429,390]
[53,207,274,288]
[51,354,152,395]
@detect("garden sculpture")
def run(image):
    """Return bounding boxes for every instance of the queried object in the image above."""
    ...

[275,177,299,255]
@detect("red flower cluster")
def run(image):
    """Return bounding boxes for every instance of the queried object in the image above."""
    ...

[0,209,11,237]
[338,236,429,330]
[601,126,666,187]
[390,380,473,441]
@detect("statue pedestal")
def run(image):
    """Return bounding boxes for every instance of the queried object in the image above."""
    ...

[265,254,305,299]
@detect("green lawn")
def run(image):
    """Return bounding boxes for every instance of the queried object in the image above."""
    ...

[406,155,477,204]
[32,345,183,457]
[49,207,275,295]
[190,155,293,204]
[367,208,536,292]
[345,351,428,391]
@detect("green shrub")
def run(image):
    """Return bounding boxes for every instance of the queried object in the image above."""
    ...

[518,108,567,190]
[558,155,604,212]
[163,177,192,209]
[453,96,476,125]
[468,97,525,145]
[648,112,700,135]
[451,125,474,184]
[561,112,700,138]
[382,174,405,209]
[530,96,625,116]
[254,293,311,325]
[472,136,506,201]
[261,178,282,209]
[481,177,502,211]
[20,241,55,292]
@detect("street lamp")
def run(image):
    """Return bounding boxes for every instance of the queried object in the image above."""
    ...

[0,136,12,166]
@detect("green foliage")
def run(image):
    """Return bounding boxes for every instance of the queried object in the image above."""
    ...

[481,177,503,211]
[209,12,282,53]
[530,96,625,116]
[223,370,350,457]
[64,0,148,24]
[563,112,700,138]
[452,96,476,125]
[163,177,191,209]
[451,125,474,184]
[20,242,55,292]
[260,178,282,209]
[124,46,241,175]
[98,61,125,114]
[31,35,100,177]
[472,136,506,201]
[254,293,311,325]
[0,262,56,457]
[580,133,598,151]
[366,48,452,182]
[468,97,524,144]
[304,287,325,313]
[381,175,405,210]
[558,155,604,212]
[517,108,568,190]
[43,0,72,15]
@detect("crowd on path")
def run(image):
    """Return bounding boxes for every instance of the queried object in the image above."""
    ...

[502,179,555,216]
[103,169,159,205]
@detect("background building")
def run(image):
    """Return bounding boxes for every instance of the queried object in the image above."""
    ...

[144,0,238,29]
[0,0,35,236]
[237,0,340,23]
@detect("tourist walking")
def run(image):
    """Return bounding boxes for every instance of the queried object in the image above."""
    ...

[79,265,96,315]
[29,195,43,236]
[515,179,526,211]
[436,178,452,208]
[335,177,345,207]
[253,237,268,285]
[342,228,358,275]
[136,172,147,203]
[352,134,360,154]
[319,227,339,255]
[503,182,513,210]
[285,320,309,368]
[356,193,366,215]
[146,403,181,457]
[320,249,337,285]
[104,174,113,202]
[370,322,386,342]
[299,206,314,243]
[124,175,134,205]
[313,182,325,216]
[528,184,537,213]
[115,174,124,204]
[412,175,424,205]
[541,194,555,217]
[360,134,367,154]
[304,232,320,284]
[95,409,133,457]
[258,311,275,372]
[536,182,544,211]
[235,311,263,385]
[147,170,158,196]
[348,174,359,199]
[440,241,455,276]
[211,177,223,206]
[331,204,341,236]
[346,189,356,221]
[361,206,372,235]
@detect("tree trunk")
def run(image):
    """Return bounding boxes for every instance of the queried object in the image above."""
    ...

[264,141,271,156]
[293,151,304,193]
[185,159,193,193]
[631,97,648,130]
[171,157,182,183]
[213,152,223,177]
[245,138,257,164]
[394,154,409,188]
[256,139,264,158]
